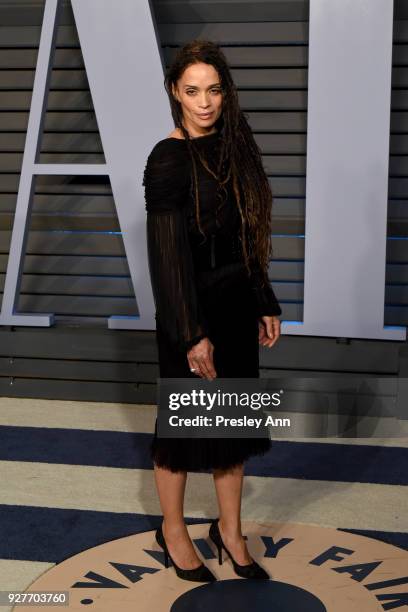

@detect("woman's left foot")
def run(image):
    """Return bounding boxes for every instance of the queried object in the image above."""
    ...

[217,519,253,565]
[209,518,270,579]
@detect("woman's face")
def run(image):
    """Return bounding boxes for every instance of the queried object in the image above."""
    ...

[172,62,223,136]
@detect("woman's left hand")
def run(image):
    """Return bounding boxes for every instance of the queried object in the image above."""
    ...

[258,316,280,348]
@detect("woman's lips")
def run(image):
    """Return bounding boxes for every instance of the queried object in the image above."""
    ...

[198,112,213,118]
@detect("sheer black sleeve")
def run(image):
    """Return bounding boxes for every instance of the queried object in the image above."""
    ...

[249,258,282,317]
[143,140,209,353]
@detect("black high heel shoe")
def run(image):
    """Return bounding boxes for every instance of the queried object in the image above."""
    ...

[209,518,270,580]
[155,523,216,583]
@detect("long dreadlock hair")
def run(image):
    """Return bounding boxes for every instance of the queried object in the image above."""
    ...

[164,39,275,281]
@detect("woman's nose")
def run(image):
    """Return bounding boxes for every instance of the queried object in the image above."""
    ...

[198,95,210,108]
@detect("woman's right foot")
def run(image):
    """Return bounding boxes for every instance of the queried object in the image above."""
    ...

[162,520,203,570]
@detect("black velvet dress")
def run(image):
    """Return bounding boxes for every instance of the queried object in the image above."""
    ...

[143,130,282,473]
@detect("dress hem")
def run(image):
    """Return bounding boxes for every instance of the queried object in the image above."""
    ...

[150,438,272,473]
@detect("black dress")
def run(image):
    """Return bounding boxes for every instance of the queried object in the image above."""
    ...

[143,130,282,473]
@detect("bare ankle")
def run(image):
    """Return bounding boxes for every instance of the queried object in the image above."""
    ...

[162,519,187,537]
[219,517,242,539]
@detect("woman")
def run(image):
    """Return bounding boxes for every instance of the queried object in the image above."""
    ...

[143,40,282,583]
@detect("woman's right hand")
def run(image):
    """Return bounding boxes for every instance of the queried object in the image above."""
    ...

[187,337,217,380]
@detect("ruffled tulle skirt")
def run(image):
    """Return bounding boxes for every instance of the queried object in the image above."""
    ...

[151,265,272,472]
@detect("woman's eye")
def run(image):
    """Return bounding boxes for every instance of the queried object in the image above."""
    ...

[185,89,221,95]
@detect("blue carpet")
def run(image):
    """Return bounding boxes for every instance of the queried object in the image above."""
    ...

[0,504,406,564]
[0,425,406,485]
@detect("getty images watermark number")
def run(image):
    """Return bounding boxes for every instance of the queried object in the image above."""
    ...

[0,591,69,606]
